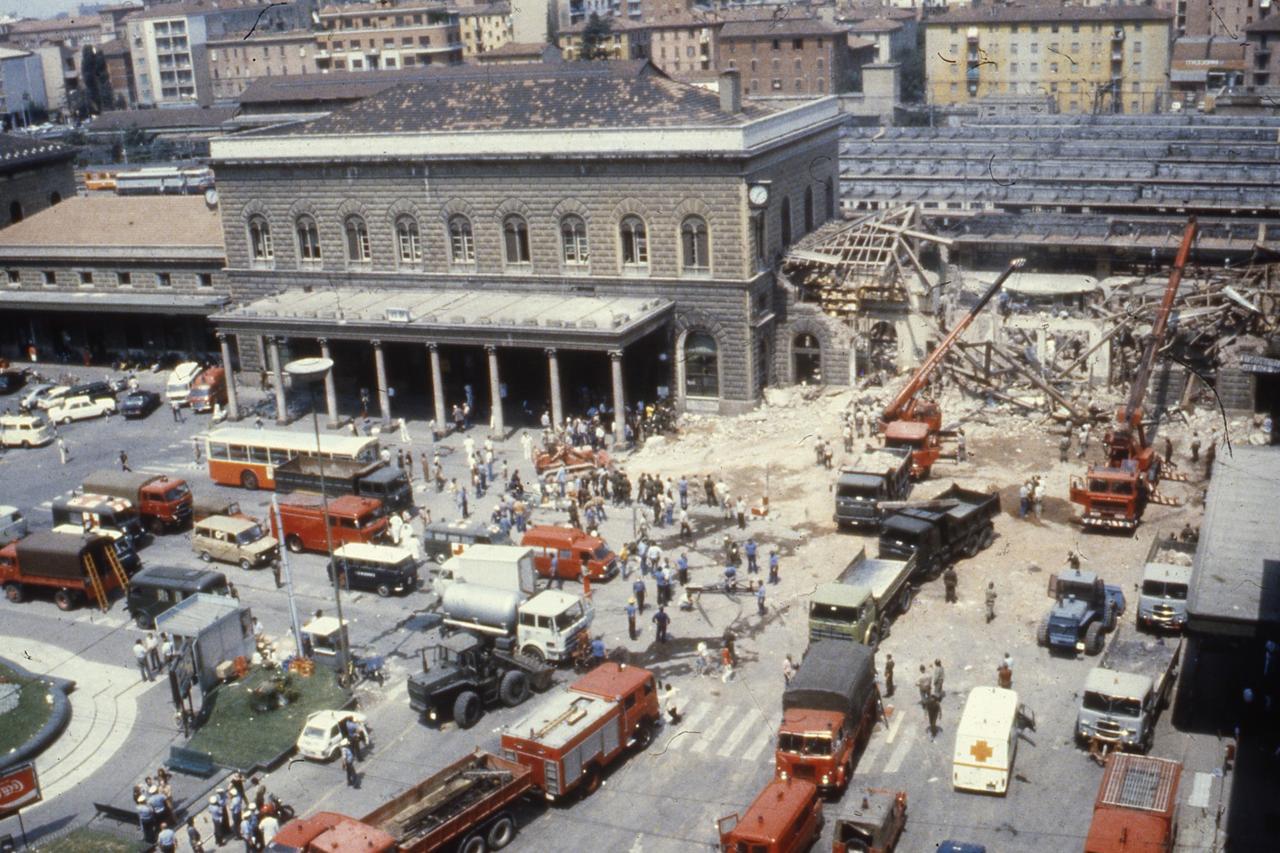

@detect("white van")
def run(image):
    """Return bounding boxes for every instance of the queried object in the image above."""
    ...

[0,413,54,448]
[953,686,1022,795]
[165,361,203,404]
[0,505,28,543]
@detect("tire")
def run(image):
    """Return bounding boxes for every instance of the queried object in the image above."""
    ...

[866,626,881,650]
[20,440,30,449]
[631,720,654,750]
[434,553,446,565]
[54,589,76,611]
[962,535,979,558]
[62,416,72,425]
[899,585,914,614]
[376,584,392,598]
[521,645,546,664]
[979,525,994,550]
[149,518,165,536]
[486,814,516,850]
[286,534,304,554]
[1036,615,1051,647]
[5,583,23,604]
[240,470,259,490]
[454,691,481,729]
[499,670,530,707]
[199,551,212,562]
[1104,605,1118,632]
[135,612,151,629]
[459,834,487,853]
[1085,622,1105,656]
[581,764,601,797]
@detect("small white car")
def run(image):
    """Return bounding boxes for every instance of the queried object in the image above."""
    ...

[46,394,116,424]
[35,385,71,410]
[296,710,368,761]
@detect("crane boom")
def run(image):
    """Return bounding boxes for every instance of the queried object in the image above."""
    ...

[1119,219,1197,430]
[881,257,1025,425]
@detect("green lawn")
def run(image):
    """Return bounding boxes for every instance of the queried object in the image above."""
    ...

[186,665,348,771]
[34,827,137,853]
[0,662,55,758]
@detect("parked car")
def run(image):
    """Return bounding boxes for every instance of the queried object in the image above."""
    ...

[35,386,72,410]
[67,380,117,401]
[19,383,58,411]
[0,370,26,395]
[0,413,53,448]
[296,710,368,761]
[119,390,162,419]
[46,394,116,424]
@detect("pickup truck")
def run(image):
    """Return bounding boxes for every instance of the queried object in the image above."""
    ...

[877,484,999,577]
[274,456,413,513]
[266,750,532,853]
[833,447,913,531]
[1076,624,1180,753]
[1137,534,1195,632]
[809,546,918,648]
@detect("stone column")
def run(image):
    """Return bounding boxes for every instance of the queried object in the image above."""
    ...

[373,339,390,425]
[217,333,240,421]
[268,336,288,424]
[319,338,338,428]
[546,348,563,428]
[428,343,447,432]
[610,350,626,445]
[486,345,504,435]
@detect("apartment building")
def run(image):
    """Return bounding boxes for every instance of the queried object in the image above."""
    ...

[314,1,463,71]
[718,17,849,97]
[457,3,513,57]
[207,30,319,102]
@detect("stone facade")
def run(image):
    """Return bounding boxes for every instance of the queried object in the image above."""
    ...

[0,143,75,229]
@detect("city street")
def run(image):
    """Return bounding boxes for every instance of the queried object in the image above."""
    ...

[0,366,1231,852]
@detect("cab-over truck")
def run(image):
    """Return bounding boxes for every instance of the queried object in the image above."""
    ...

[1076,624,1180,753]
[776,641,881,795]
[877,484,999,577]
[1084,753,1180,853]
[1137,534,1195,632]
[265,749,532,853]
[809,547,918,648]
[833,447,913,531]
[0,530,125,611]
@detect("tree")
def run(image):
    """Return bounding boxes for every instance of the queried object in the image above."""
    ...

[578,13,613,61]
[78,45,115,117]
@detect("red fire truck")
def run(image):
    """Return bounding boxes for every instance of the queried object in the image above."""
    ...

[499,662,660,801]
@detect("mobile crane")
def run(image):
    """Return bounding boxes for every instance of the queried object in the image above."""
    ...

[1069,218,1197,532]
[879,257,1025,478]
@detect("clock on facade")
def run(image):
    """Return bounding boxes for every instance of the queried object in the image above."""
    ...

[748,183,770,207]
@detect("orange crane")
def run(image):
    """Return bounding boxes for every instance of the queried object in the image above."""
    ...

[879,257,1025,479]
[1069,218,1197,532]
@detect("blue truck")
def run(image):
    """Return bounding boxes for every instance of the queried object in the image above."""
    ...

[1038,569,1127,656]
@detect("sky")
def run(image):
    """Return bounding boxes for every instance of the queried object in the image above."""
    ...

[0,1,102,20]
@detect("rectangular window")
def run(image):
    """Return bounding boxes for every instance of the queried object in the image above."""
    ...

[156,272,172,288]
[6,269,18,284]
[1030,62,1038,72]
[198,273,212,288]
[42,270,56,285]
[1010,62,1018,73]
[793,38,803,49]
[117,271,131,286]
[79,271,93,286]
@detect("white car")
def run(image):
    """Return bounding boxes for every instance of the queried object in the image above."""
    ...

[35,385,71,410]
[46,394,116,424]
[295,710,368,761]
[19,383,58,410]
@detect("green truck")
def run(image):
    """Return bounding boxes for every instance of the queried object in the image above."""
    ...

[809,546,918,647]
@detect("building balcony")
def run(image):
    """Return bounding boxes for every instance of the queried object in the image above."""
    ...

[1111,50,1124,62]
[1111,30,1125,42]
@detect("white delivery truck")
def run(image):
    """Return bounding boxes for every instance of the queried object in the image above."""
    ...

[165,361,203,404]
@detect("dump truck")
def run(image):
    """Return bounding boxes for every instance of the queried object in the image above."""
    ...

[1076,625,1180,753]
[266,749,533,853]
[0,530,127,611]
[832,788,908,853]
[1137,534,1195,632]
[440,584,593,665]
[500,662,661,801]
[775,641,881,794]
[408,632,551,729]
[877,484,999,577]
[808,547,918,647]
[1084,753,1181,853]
[1038,569,1126,656]
[833,447,913,530]
[82,470,193,534]
[274,456,413,513]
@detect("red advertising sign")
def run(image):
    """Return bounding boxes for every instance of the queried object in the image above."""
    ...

[0,763,41,815]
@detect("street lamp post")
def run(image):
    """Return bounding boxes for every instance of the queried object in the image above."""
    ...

[284,356,349,672]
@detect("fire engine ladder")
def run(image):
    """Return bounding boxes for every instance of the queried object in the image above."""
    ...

[105,546,129,591]
[81,552,109,612]
[534,697,592,739]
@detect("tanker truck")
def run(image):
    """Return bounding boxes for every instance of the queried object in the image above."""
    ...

[439,583,593,665]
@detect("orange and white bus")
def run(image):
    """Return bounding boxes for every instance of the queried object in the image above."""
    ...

[205,428,379,491]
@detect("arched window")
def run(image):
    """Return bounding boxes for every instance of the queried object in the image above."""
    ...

[804,186,814,233]
[295,215,321,264]
[8,200,22,223]
[619,215,648,269]
[560,215,589,266]
[49,191,62,205]
[448,215,474,264]
[826,177,836,220]
[344,215,370,263]
[780,198,792,247]
[684,332,719,398]
[503,215,530,264]
[248,215,273,262]
[680,215,709,274]
[395,216,421,265]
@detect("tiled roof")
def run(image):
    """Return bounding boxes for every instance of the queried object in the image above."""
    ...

[476,41,555,57]
[89,106,239,132]
[5,15,103,34]
[278,61,774,135]
[848,17,902,34]
[124,0,269,22]
[559,17,658,34]
[927,3,1172,26]
[719,16,844,39]
[318,1,447,14]
[0,195,224,250]
[0,134,75,171]
[455,2,511,16]
[237,69,434,105]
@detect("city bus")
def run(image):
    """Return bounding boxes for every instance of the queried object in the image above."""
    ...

[205,428,379,491]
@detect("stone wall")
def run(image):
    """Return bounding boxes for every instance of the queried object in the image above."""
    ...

[0,158,77,229]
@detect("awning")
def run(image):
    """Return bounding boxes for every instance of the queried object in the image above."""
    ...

[213,287,674,351]
[0,291,229,316]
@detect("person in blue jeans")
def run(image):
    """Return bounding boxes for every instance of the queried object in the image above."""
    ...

[745,538,758,574]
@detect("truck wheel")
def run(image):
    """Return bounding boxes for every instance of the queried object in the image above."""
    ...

[899,585,914,613]
[1085,622,1105,655]
[434,553,446,565]
[979,525,994,550]
[499,670,530,707]
[1036,615,1051,647]
[149,518,165,536]
[866,626,881,650]
[240,470,259,490]
[1104,605,1117,632]
[5,583,23,604]
[631,720,655,750]
[486,814,516,850]
[199,550,212,562]
[962,535,979,558]
[375,583,392,598]
[135,612,152,629]
[582,764,601,796]
[54,589,77,611]
[459,834,487,853]
[453,691,481,729]
[239,558,253,571]
[286,534,304,554]
[521,645,546,664]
